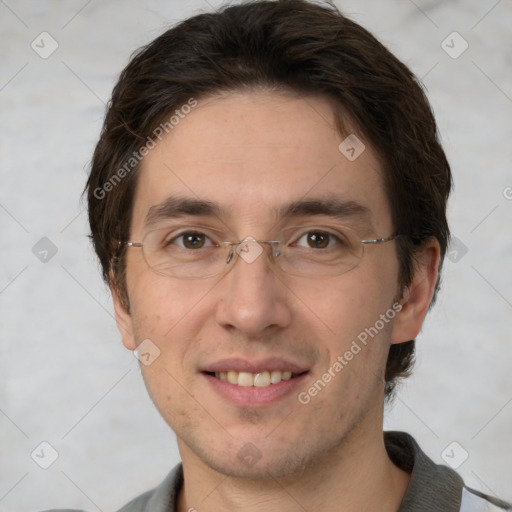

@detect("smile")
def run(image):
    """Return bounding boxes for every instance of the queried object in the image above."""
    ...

[202,358,310,406]
[212,370,299,387]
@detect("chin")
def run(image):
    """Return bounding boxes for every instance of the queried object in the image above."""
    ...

[199,446,313,481]
[179,428,339,482]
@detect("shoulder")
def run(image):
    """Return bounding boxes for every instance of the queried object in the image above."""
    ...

[39,491,154,512]
[384,431,511,512]
[115,463,183,512]
[40,464,183,512]
[461,487,512,511]
[115,489,154,512]
[39,492,155,512]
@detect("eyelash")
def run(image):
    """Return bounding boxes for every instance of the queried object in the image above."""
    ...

[167,231,216,249]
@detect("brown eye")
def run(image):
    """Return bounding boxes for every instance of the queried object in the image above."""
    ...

[179,232,208,249]
[306,232,330,248]
[295,231,336,249]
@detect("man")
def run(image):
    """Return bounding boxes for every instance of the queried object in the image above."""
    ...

[55,0,511,510]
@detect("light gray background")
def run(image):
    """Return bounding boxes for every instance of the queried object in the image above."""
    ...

[1,0,511,510]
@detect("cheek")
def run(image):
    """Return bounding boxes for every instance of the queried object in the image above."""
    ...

[298,256,400,392]
[129,268,203,325]
[300,266,396,337]
[127,270,217,364]
[128,277,210,415]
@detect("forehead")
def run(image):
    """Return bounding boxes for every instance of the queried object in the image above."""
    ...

[131,92,391,235]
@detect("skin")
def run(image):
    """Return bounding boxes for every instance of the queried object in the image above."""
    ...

[112,91,440,511]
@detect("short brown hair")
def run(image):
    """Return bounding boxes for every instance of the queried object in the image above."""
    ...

[86,0,452,398]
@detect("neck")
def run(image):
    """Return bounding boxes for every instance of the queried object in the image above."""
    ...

[177,423,410,512]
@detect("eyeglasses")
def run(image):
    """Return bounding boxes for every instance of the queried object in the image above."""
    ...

[120,224,400,279]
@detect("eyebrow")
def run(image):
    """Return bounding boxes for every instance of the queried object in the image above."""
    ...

[278,198,371,224]
[145,197,223,227]
[144,195,372,228]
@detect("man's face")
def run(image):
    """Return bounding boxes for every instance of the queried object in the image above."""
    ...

[116,92,409,478]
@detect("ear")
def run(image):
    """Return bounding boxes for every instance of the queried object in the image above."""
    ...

[109,271,137,351]
[391,238,441,344]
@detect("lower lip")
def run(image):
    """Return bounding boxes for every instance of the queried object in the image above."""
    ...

[203,372,308,407]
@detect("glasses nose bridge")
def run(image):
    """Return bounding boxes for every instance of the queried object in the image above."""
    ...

[224,238,280,269]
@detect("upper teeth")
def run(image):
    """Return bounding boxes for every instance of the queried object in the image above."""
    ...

[214,370,293,387]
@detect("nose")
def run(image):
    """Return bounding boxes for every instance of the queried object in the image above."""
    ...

[214,239,292,337]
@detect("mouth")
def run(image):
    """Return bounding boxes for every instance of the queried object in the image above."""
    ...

[201,358,310,407]
[205,369,306,387]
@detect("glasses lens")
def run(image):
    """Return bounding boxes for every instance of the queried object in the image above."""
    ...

[274,226,364,277]
[142,227,228,278]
